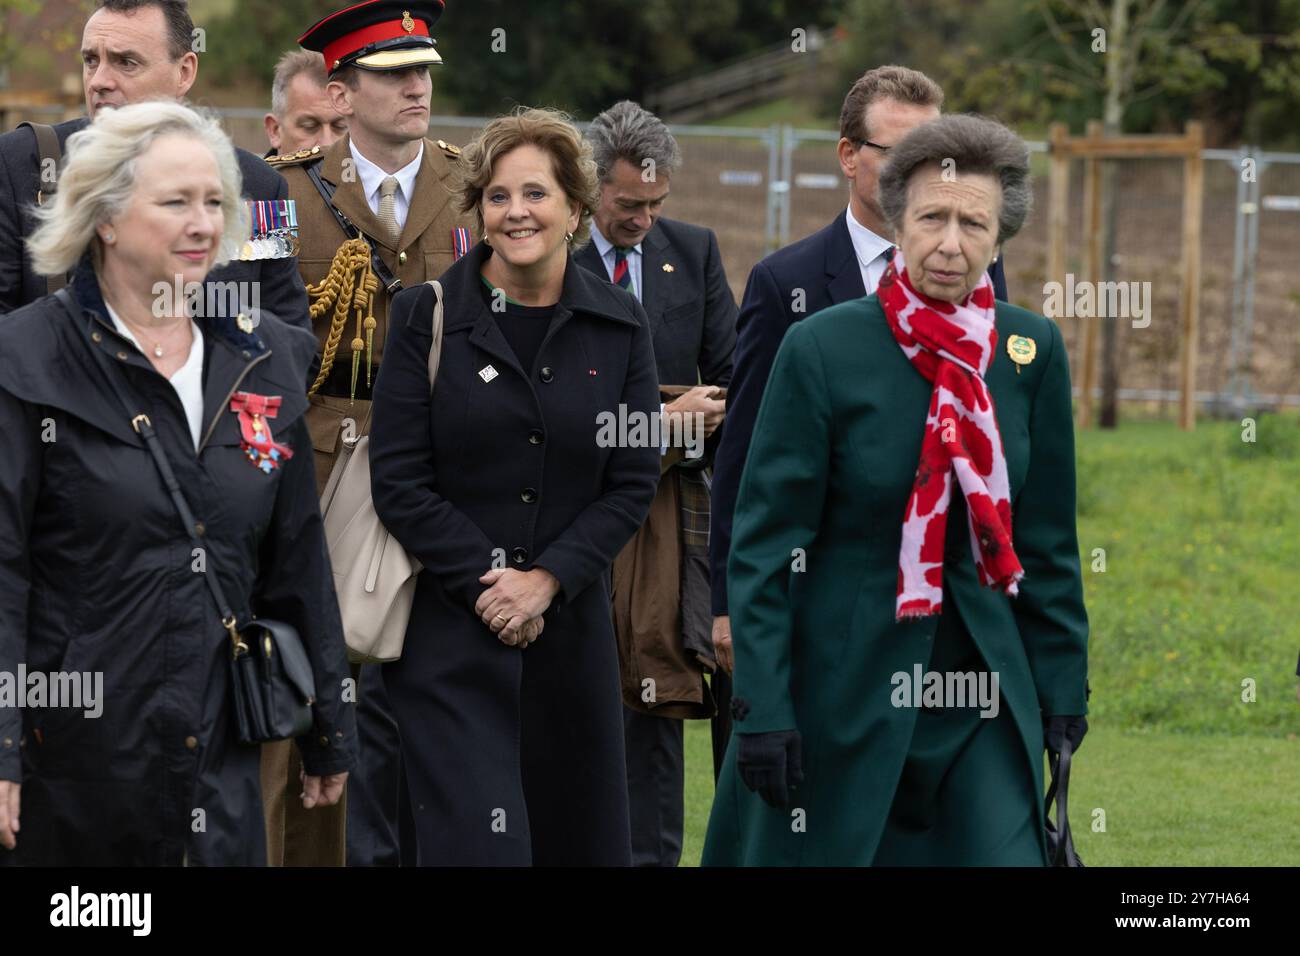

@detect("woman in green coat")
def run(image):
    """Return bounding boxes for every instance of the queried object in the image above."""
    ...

[703,115,1089,866]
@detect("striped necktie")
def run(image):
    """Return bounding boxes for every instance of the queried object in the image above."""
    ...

[612,246,634,294]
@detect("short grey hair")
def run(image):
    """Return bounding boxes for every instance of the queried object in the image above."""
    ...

[585,100,682,183]
[271,49,329,118]
[26,101,248,276]
[878,114,1033,243]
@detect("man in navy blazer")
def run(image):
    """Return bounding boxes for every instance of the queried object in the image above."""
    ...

[0,0,308,331]
[577,101,736,867]
[710,66,1009,669]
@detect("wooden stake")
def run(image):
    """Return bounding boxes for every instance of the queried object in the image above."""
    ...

[1179,121,1205,431]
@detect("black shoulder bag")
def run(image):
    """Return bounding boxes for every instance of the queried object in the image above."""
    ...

[1045,736,1085,867]
[58,289,316,744]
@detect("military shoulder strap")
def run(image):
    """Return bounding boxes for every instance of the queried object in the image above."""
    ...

[265,145,324,168]
[303,161,402,296]
[18,122,67,296]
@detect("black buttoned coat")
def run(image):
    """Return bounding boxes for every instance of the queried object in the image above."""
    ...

[0,266,355,866]
[369,241,660,865]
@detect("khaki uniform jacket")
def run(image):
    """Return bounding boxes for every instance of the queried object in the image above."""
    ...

[269,134,474,491]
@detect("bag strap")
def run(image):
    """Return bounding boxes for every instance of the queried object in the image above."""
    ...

[305,160,403,296]
[1045,736,1081,866]
[426,279,444,386]
[18,122,68,296]
[53,289,247,655]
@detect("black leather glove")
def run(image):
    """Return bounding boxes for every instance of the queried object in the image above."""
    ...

[1044,715,1088,755]
[736,729,803,808]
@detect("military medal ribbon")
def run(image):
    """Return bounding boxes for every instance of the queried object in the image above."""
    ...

[230,391,294,474]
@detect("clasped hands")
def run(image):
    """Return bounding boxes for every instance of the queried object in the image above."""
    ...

[476,567,560,649]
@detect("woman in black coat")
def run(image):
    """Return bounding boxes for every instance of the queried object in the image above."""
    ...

[0,102,355,865]
[370,108,660,865]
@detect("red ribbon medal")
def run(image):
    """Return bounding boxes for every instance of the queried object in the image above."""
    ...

[230,391,293,474]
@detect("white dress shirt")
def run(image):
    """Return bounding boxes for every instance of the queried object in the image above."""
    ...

[349,138,424,235]
[844,204,895,295]
[105,303,205,450]
[589,222,643,301]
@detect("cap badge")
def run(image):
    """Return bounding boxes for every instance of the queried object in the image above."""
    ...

[402,11,415,33]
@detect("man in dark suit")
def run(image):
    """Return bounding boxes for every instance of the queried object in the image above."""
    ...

[0,0,308,331]
[710,65,1009,671]
[577,101,736,867]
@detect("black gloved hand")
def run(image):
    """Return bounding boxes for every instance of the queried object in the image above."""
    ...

[1044,715,1088,755]
[736,729,803,809]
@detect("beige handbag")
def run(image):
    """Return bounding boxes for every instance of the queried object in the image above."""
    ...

[319,280,444,663]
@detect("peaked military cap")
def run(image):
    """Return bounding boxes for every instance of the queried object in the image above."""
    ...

[300,0,445,75]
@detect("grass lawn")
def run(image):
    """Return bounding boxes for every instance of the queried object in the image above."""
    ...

[679,414,1300,866]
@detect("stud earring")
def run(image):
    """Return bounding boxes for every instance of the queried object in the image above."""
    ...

[565,231,574,243]
[103,231,115,243]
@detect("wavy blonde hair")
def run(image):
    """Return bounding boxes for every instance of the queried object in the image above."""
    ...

[26,100,249,277]
[455,107,600,249]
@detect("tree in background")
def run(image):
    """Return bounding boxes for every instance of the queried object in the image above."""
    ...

[0,0,88,102]
[825,0,1300,147]
[200,0,838,118]
[826,0,1300,429]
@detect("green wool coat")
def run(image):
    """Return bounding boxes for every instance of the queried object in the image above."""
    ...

[702,295,1090,866]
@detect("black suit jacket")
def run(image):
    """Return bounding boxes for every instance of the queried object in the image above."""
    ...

[709,209,1009,615]
[0,118,309,331]
[575,217,736,394]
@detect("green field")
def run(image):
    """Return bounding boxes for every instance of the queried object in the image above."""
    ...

[680,414,1300,866]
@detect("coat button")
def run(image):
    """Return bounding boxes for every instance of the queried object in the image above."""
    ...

[539,366,554,383]
[511,546,529,564]
[1,737,11,749]
[194,521,205,536]
[399,251,408,265]
[521,488,537,504]
[116,351,128,360]
[91,331,102,343]
[528,429,543,445]
[319,735,330,746]
[185,735,198,749]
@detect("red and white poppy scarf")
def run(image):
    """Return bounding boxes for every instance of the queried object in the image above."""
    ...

[877,249,1023,620]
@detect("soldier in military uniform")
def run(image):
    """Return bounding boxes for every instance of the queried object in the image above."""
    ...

[260,0,475,867]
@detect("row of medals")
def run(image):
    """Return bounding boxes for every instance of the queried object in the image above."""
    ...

[240,231,300,261]
[239,200,300,261]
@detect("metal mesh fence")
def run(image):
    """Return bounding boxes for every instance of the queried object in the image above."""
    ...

[9,104,1296,406]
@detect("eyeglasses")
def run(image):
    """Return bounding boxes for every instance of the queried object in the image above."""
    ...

[854,138,892,153]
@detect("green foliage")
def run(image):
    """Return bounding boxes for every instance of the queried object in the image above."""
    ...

[198,0,842,117]
[0,0,56,74]
[822,0,1300,147]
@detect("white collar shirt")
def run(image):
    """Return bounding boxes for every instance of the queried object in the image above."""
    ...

[349,138,424,236]
[845,204,895,295]
[590,222,643,302]
[105,303,205,451]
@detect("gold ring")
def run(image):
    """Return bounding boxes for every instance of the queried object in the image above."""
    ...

[494,613,506,624]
